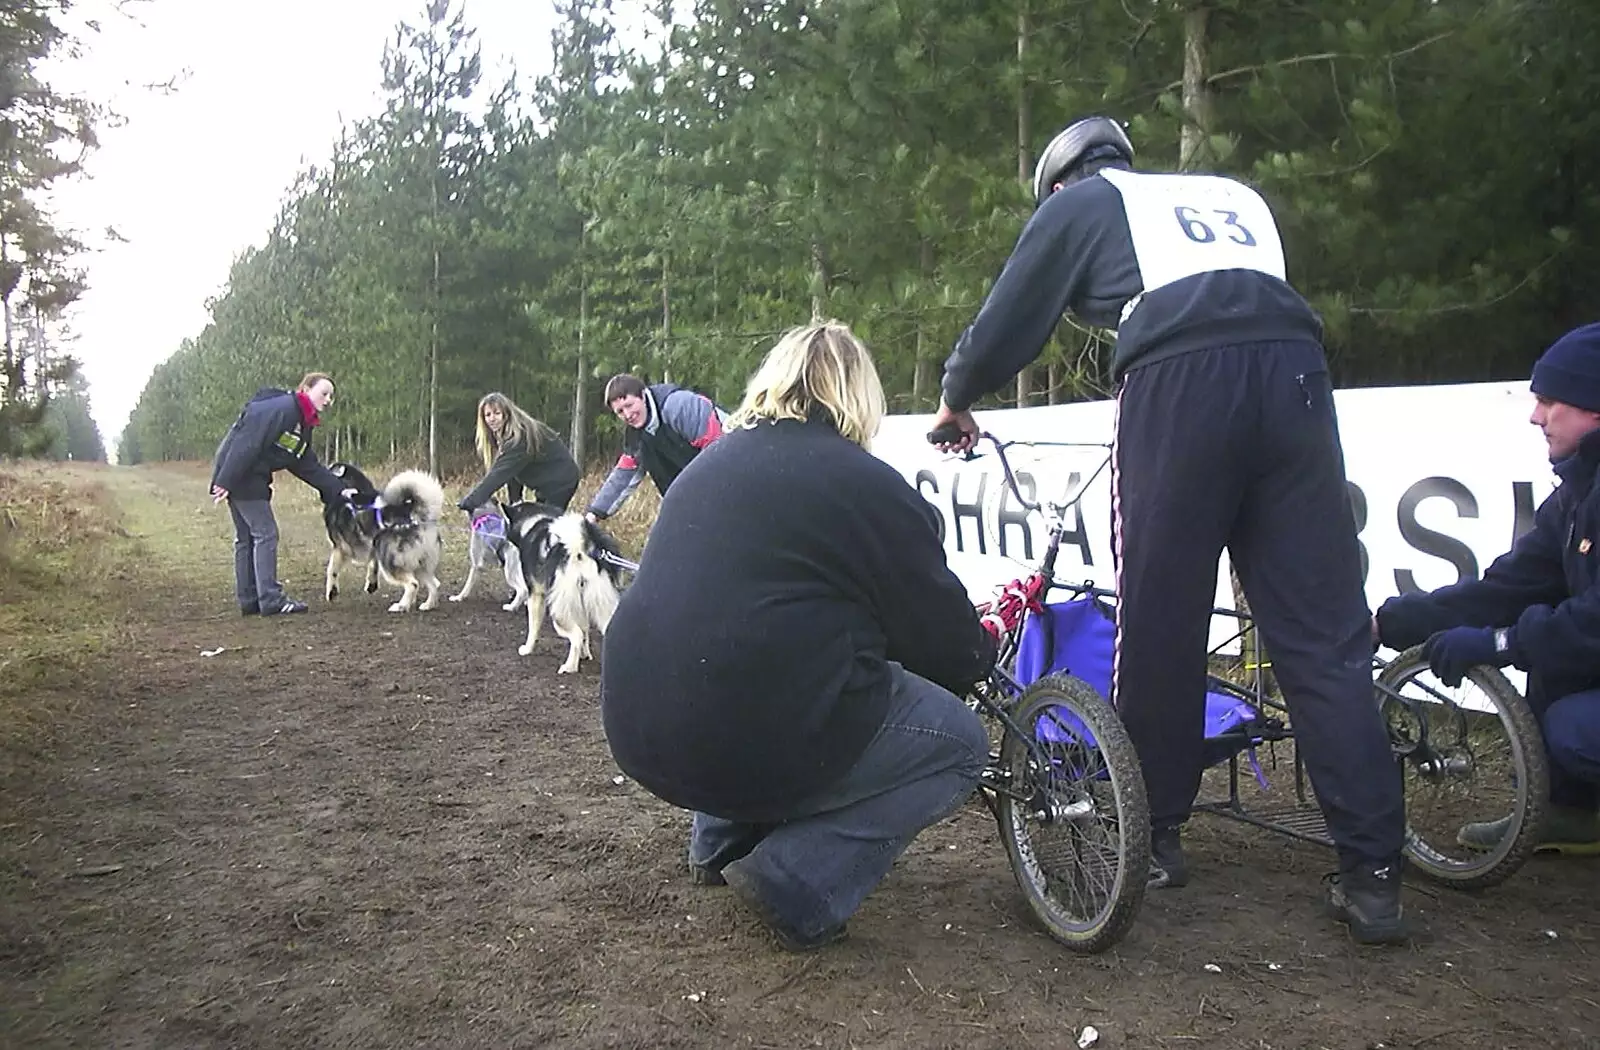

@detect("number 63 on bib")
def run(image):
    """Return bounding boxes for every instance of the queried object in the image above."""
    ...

[1098,168,1287,308]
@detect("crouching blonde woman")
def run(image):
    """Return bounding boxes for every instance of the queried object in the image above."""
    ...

[600,320,996,952]
[456,392,582,513]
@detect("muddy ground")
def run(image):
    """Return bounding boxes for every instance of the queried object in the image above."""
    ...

[2,463,1598,1049]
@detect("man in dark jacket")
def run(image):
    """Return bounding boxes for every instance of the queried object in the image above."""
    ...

[1377,322,1600,854]
[929,115,1406,944]
[211,372,347,616]
[585,374,725,521]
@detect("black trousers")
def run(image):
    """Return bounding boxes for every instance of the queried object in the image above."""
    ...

[1110,340,1405,870]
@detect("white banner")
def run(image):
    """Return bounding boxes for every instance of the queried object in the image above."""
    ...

[871,381,1555,654]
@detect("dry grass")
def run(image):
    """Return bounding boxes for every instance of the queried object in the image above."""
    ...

[0,465,126,566]
[573,469,661,557]
[0,462,137,756]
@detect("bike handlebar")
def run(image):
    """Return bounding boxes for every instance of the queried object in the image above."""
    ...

[925,425,1112,519]
[926,426,1040,512]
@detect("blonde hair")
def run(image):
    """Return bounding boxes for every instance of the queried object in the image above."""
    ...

[474,392,553,472]
[298,372,333,393]
[728,321,886,448]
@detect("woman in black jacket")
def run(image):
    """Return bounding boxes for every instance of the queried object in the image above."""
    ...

[457,393,581,513]
[210,372,347,616]
[601,320,995,952]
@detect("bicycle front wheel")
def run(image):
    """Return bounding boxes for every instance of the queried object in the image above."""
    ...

[996,673,1150,953]
[1376,645,1548,889]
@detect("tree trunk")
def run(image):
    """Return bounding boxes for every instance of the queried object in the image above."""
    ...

[570,220,589,468]
[912,236,935,409]
[426,77,442,476]
[1014,0,1036,408]
[30,307,46,399]
[1016,1,1030,187]
[810,241,830,321]
[661,249,671,369]
[1,238,14,416]
[1180,4,1214,170]
[661,119,673,373]
[811,124,829,320]
[912,336,930,409]
[428,250,440,474]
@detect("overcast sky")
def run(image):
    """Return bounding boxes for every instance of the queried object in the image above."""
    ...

[45,0,565,451]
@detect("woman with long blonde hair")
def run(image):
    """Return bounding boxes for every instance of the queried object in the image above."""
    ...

[457,392,581,512]
[600,320,994,953]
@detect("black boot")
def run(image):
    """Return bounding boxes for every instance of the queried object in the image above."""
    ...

[1324,861,1409,945]
[1149,825,1188,889]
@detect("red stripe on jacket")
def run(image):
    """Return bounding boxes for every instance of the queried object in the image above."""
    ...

[691,410,722,449]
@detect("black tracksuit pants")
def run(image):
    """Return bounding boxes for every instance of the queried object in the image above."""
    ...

[1110,339,1405,871]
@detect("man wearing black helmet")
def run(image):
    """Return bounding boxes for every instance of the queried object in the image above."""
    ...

[930,116,1408,945]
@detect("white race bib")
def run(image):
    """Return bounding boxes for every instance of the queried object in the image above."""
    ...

[1098,168,1286,320]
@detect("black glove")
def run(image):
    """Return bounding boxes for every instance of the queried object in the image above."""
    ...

[978,628,1001,678]
[1423,626,1511,687]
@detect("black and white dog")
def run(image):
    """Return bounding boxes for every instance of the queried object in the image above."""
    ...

[324,463,447,613]
[448,500,528,611]
[503,501,627,673]
[324,463,383,600]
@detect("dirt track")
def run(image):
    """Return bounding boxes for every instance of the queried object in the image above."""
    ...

[2,463,1598,1049]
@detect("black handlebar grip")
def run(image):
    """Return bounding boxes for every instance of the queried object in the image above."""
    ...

[926,421,968,445]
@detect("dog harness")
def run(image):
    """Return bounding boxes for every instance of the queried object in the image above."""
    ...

[471,513,507,540]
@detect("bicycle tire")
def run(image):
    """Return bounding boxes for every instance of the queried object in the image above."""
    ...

[1376,645,1548,889]
[996,673,1150,953]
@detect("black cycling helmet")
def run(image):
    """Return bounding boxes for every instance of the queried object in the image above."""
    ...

[1030,116,1135,207]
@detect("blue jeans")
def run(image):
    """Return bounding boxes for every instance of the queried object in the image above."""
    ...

[1531,679,1600,810]
[229,499,284,612]
[689,663,987,941]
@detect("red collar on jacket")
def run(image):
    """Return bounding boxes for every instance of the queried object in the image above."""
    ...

[295,391,321,428]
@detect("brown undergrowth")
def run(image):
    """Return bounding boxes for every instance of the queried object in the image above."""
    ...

[0,462,134,763]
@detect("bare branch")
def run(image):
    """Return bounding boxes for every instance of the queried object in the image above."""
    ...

[139,68,193,96]
[1347,252,1563,318]
[1154,30,1456,96]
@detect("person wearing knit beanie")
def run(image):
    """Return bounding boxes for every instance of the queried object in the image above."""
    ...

[1530,322,1600,462]
[1375,320,1600,857]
